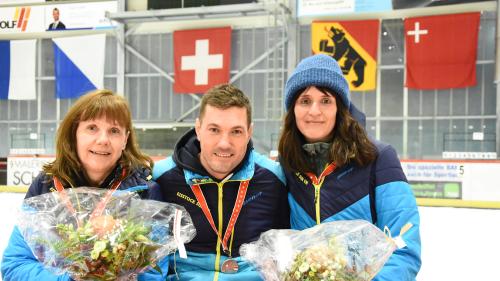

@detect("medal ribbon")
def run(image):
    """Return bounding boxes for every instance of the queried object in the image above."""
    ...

[305,162,336,224]
[191,179,249,255]
[53,176,77,215]
[53,168,127,220]
[305,162,336,186]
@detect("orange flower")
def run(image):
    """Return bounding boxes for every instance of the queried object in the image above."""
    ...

[90,215,116,237]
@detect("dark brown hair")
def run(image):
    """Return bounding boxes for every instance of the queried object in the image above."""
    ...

[278,87,376,173]
[199,84,252,127]
[43,89,153,187]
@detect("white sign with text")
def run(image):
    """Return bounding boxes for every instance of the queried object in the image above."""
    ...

[401,161,463,182]
[7,156,54,186]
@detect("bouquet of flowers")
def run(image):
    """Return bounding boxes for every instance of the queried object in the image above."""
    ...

[240,220,409,281]
[18,187,196,280]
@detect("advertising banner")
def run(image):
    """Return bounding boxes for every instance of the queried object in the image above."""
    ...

[402,161,464,199]
[298,0,392,17]
[401,160,500,201]
[0,1,117,34]
[0,6,44,33]
[7,156,54,186]
[393,0,485,9]
[44,1,117,31]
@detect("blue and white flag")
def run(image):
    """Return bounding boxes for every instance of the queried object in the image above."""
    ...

[0,40,36,100]
[53,34,105,99]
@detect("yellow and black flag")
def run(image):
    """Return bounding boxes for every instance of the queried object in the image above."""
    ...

[312,20,379,91]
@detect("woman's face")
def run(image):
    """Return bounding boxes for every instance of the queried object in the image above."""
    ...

[76,116,128,185]
[294,86,337,143]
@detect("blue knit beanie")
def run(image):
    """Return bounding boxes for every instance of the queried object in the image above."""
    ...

[284,54,350,111]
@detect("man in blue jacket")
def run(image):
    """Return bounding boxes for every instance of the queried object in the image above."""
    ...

[146,84,290,281]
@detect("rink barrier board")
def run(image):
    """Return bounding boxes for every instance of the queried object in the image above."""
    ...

[0,186,28,193]
[1,185,499,209]
[416,198,500,209]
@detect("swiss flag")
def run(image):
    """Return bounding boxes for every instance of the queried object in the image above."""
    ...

[404,13,480,89]
[173,27,231,93]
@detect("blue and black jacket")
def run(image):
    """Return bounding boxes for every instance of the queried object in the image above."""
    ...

[146,128,290,281]
[285,139,421,281]
[1,166,158,281]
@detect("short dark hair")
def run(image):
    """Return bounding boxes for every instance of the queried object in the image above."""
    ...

[199,84,252,127]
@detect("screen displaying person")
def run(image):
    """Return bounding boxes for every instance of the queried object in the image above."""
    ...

[48,8,65,30]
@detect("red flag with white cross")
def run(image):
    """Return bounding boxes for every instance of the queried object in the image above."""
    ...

[173,27,231,93]
[404,13,480,89]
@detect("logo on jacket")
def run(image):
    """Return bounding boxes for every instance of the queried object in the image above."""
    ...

[295,172,309,186]
[191,178,212,184]
[243,191,263,206]
[176,191,201,208]
[337,167,354,180]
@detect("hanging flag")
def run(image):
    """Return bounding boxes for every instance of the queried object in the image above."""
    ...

[173,27,231,94]
[0,40,36,100]
[404,12,480,89]
[53,34,105,99]
[312,20,379,91]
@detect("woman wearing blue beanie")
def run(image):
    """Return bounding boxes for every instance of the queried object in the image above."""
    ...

[278,54,421,280]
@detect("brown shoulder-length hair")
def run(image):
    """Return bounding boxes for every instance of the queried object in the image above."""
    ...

[278,87,377,173]
[43,89,153,187]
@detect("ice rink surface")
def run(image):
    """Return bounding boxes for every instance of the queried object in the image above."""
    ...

[0,192,499,281]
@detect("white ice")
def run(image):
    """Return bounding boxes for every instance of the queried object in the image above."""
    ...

[0,193,499,281]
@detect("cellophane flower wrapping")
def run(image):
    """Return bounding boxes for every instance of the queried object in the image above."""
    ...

[17,187,196,281]
[240,220,396,281]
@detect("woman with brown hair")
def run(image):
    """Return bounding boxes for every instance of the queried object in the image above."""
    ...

[279,54,421,280]
[2,89,158,281]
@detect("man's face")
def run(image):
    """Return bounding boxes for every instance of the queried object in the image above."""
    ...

[195,105,253,180]
[53,9,59,21]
